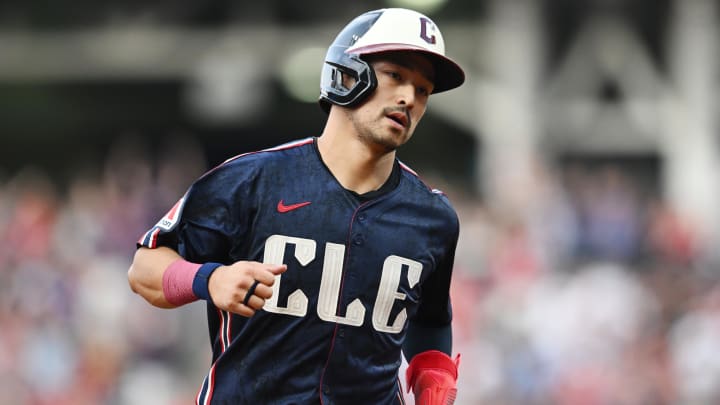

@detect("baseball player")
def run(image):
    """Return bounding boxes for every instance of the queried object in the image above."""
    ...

[128,8,465,404]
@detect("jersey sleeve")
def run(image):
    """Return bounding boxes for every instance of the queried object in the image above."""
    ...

[137,161,250,264]
[411,200,460,327]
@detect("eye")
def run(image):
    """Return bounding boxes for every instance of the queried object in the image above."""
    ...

[386,70,402,81]
[417,86,430,97]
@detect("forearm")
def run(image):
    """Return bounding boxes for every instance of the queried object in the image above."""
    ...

[403,322,459,405]
[129,245,288,317]
[127,246,183,308]
[402,321,452,361]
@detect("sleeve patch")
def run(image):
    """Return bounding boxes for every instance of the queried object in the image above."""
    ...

[156,196,186,231]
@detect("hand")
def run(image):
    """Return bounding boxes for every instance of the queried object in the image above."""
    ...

[406,350,459,405]
[207,261,287,317]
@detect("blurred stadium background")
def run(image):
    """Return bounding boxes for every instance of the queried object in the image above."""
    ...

[1,0,719,404]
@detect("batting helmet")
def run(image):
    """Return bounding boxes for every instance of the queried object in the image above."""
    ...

[319,8,465,113]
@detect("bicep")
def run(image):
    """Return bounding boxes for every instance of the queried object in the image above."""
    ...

[414,220,459,325]
[414,260,454,326]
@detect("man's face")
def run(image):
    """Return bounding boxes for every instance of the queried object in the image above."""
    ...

[344,51,436,153]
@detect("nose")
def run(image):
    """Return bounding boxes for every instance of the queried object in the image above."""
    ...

[396,83,416,108]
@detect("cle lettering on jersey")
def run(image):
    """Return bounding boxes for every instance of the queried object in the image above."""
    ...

[262,234,422,334]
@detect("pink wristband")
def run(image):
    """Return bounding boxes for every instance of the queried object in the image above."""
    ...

[162,259,202,306]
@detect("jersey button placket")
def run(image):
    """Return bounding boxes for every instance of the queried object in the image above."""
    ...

[347,210,366,292]
[353,210,367,247]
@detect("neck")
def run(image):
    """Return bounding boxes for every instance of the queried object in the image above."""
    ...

[318,111,396,194]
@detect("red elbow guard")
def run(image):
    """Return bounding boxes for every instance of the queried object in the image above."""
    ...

[405,350,460,405]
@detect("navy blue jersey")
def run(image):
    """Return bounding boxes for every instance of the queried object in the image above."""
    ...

[138,137,459,405]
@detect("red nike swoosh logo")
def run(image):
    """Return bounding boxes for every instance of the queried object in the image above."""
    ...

[277,200,312,213]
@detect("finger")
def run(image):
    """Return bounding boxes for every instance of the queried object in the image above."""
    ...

[269,264,288,275]
[253,264,287,286]
[220,298,255,317]
[242,280,261,306]
[243,295,265,311]
[231,304,255,317]
[253,283,273,300]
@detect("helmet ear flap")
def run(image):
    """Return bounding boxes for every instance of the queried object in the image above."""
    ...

[331,68,349,92]
[318,10,383,113]
[319,55,377,112]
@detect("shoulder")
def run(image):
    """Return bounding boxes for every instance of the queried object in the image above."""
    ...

[200,138,315,180]
[217,138,314,170]
[223,138,315,165]
[397,161,459,224]
[181,137,315,204]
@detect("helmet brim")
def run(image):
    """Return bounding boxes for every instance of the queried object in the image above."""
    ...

[347,44,465,94]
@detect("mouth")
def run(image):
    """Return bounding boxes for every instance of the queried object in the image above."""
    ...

[385,110,409,129]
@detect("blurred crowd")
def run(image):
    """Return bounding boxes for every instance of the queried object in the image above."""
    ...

[0,133,211,405]
[449,160,720,404]
[1,134,719,405]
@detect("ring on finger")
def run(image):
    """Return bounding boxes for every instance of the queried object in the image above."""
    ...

[243,280,261,306]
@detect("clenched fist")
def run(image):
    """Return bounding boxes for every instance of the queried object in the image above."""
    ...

[208,261,287,317]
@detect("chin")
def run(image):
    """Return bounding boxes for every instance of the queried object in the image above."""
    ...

[371,136,401,153]
[361,127,409,153]
[393,130,412,146]
[382,134,409,152]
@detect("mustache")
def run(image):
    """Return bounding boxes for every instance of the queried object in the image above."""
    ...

[383,107,411,128]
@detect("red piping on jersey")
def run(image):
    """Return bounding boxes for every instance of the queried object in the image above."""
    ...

[398,161,418,176]
[399,161,447,196]
[224,310,232,351]
[138,227,160,248]
[218,138,315,170]
[166,198,182,220]
[206,366,216,405]
[219,310,227,352]
[318,200,372,403]
[196,364,216,405]
[189,138,316,187]
[197,308,230,404]
[148,228,160,248]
